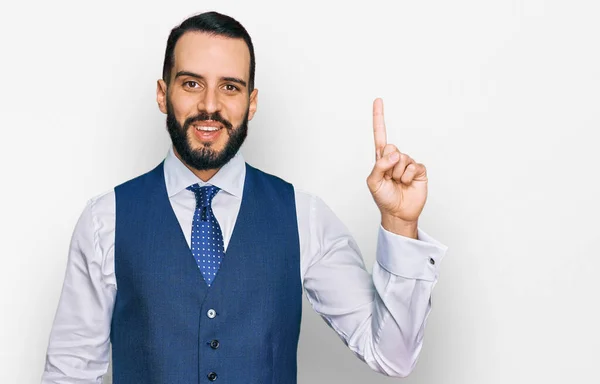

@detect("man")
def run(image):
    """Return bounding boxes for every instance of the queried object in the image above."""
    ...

[42,11,447,384]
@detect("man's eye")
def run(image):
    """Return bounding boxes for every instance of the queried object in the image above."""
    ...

[184,81,199,88]
[224,84,239,92]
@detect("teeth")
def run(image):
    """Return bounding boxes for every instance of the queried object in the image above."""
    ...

[195,126,220,132]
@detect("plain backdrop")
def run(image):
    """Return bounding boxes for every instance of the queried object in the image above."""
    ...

[1,0,599,383]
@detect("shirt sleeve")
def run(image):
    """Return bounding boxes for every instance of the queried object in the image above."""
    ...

[41,198,116,384]
[298,193,447,377]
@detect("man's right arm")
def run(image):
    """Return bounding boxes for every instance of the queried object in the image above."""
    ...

[42,197,116,384]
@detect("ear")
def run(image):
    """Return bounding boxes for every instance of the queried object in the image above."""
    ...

[248,88,258,121]
[156,79,168,114]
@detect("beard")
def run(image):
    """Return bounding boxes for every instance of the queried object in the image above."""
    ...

[166,98,249,171]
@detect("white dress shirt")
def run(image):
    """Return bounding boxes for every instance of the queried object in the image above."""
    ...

[42,147,448,383]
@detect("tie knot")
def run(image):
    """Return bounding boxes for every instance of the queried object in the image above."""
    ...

[187,184,220,208]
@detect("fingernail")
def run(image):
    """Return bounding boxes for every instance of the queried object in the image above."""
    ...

[390,152,400,161]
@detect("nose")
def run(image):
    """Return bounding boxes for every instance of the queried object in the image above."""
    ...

[197,86,220,114]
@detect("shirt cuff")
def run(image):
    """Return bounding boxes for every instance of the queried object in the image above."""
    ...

[376,225,448,282]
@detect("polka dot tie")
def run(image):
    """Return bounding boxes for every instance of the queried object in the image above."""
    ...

[186,184,224,287]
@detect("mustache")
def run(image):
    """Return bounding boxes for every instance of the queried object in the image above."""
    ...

[183,111,233,131]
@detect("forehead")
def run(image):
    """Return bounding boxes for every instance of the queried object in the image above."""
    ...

[173,31,250,80]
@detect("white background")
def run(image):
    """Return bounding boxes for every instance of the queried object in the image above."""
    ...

[1,0,599,383]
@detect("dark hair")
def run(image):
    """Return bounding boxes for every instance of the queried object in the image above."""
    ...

[162,11,256,92]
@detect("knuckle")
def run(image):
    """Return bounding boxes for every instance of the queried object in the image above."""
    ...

[386,144,398,152]
[366,176,378,191]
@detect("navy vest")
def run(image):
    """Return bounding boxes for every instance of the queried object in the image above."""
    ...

[110,162,302,383]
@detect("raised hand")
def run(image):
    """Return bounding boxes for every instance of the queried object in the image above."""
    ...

[366,98,428,238]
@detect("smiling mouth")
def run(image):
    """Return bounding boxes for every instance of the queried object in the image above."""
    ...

[191,121,225,144]
[194,125,222,132]
[193,120,224,131]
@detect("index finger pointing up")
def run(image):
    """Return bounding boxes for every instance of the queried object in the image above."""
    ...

[373,98,387,160]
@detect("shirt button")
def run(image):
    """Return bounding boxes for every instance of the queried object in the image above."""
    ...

[209,339,220,349]
[207,372,218,381]
[429,258,435,265]
[207,309,217,319]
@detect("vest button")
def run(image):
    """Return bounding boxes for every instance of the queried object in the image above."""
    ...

[207,372,218,381]
[207,309,217,319]
[210,339,220,349]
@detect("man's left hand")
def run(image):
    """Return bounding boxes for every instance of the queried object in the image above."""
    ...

[366,98,428,238]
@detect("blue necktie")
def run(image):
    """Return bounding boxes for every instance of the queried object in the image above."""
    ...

[186,184,224,287]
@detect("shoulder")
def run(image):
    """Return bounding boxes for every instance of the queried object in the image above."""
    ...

[85,188,116,228]
[115,162,164,192]
[244,163,330,211]
[291,187,320,210]
[244,164,297,200]
[245,163,291,186]
[90,163,162,215]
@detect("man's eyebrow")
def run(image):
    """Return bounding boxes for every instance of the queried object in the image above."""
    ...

[175,71,204,80]
[174,71,247,88]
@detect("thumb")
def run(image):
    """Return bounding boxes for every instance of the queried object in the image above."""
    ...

[367,151,400,191]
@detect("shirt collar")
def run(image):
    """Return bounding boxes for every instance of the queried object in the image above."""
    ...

[164,146,245,198]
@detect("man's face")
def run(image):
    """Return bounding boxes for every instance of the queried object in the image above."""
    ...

[157,32,258,170]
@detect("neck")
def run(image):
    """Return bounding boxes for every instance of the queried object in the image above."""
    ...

[173,148,221,182]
